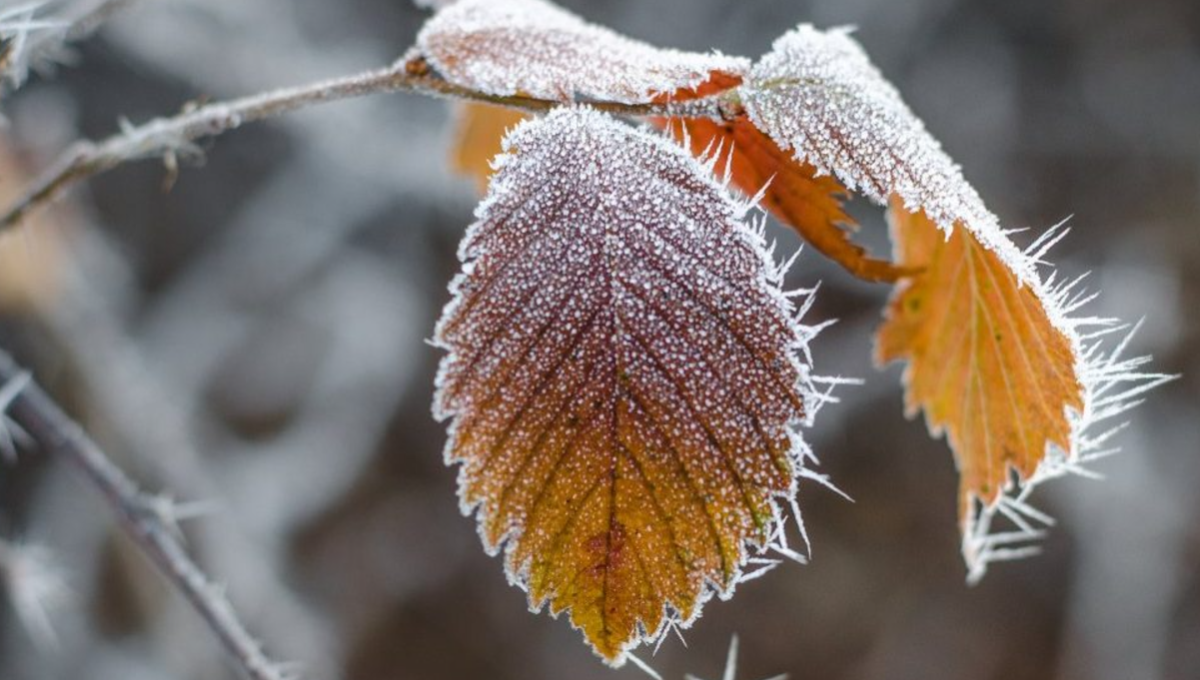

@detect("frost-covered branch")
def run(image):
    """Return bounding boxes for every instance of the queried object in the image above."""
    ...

[0,2,66,85]
[0,350,292,680]
[0,55,729,233]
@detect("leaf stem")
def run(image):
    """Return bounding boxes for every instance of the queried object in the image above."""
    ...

[0,56,728,233]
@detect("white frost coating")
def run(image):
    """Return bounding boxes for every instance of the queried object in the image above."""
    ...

[743,25,1014,266]
[0,2,66,87]
[416,0,750,104]
[742,25,1172,579]
[433,107,835,663]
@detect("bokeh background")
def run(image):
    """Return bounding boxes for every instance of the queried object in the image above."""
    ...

[0,0,1197,679]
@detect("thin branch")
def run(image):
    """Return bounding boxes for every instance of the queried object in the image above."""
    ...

[0,55,731,233]
[0,350,292,680]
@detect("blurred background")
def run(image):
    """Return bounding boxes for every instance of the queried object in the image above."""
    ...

[0,0,1196,679]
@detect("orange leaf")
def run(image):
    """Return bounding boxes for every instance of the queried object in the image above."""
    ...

[448,102,530,194]
[742,26,1168,576]
[416,0,748,105]
[876,204,1084,548]
[0,138,67,313]
[435,108,819,663]
[663,116,911,282]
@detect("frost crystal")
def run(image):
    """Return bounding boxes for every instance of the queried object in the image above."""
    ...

[416,0,749,104]
[434,107,828,663]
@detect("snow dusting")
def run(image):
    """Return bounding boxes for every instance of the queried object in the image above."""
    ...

[416,0,749,104]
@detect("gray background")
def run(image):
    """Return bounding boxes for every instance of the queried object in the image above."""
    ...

[0,0,1197,679]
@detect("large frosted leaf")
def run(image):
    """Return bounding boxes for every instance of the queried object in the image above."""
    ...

[434,107,822,663]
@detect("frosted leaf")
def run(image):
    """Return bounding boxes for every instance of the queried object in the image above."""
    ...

[434,107,823,664]
[742,25,1020,267]
[415,0,749,104]
[662,116,912,283]
[739,25,1178,578]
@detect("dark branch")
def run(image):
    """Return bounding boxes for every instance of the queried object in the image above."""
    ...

[0,350,292,680]
[0,56,730,234]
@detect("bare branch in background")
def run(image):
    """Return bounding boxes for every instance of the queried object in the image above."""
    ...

[0,55,728,233]
[0,350,295,680]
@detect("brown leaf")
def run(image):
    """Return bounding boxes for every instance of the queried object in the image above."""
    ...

[416,0,748,105]
[448,102,530,193]
[876,204,1084,532]
[435,108,817,663]
[663,116,911,282]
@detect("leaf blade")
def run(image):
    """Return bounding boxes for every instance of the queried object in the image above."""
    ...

[448,102,531,193]
[435,108,819,663]
[876,205,1084,521]
[417,0,749,105]
[740,24,1165,575]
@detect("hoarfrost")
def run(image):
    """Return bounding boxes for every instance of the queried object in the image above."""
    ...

[416,0,749,104]
[743,25,1009,263]
[741,24,1172,578]
[0,2,66,87]
[433,107,830,663]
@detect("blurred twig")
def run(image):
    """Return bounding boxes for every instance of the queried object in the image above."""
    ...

[2,0,140,87]
[0,55,731,232]
[0,350,293,680]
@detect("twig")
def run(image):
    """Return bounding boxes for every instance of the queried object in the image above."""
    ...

[0,350,291,680]
[0,56,729,233]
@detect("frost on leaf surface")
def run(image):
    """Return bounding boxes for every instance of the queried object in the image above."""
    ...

[662,116,909,282]
[434,107,821,663]
[742,25,1002,251]
[415,0,749,104]
[740,24,1166,578]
